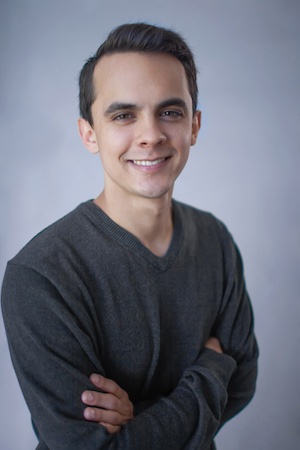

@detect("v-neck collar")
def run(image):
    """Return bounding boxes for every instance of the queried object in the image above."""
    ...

[81,199,183,272]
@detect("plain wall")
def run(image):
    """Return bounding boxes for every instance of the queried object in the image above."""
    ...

[1,1,299,449]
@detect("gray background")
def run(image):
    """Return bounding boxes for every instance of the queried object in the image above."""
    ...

[1,1,299,449]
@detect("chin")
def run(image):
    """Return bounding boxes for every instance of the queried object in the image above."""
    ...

[139,187,172,200]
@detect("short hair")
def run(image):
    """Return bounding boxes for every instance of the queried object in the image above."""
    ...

[79,23,198,126]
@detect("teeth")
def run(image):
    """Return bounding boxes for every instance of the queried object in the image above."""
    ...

[133,158,165,166]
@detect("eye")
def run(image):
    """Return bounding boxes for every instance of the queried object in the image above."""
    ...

[113,113,134,121]
[161,110,183,118]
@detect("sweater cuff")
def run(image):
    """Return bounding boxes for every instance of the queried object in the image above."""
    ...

[195,348,237,387]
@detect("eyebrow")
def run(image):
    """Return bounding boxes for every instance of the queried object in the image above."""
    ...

[104,102,137,116]
[157,97,188,111]
[104,97,188,116]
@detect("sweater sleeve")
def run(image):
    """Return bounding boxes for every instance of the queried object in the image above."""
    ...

[213,230,259,429]
[2,262,237,450]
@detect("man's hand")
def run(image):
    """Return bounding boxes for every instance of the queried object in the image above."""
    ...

[81,374,134,434]
[204,336,223,354]
[82,339,221,434]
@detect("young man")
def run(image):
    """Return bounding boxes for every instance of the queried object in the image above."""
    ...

[1,23,258,449]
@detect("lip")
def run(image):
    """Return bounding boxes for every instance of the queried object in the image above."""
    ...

[128,156,170,171]
[132,157,166,166]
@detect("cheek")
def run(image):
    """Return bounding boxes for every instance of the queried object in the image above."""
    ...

[174,130,192,154]
[175,131,191,166]
[105,127,132,152]
[170,122,193,144]
[97,128,132,160]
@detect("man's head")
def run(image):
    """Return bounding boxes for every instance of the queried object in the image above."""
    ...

[79,22,198,126]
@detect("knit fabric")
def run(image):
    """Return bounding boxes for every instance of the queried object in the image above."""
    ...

[1,199,258,449]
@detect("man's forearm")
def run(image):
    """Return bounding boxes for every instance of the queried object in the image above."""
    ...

[82,347,236,449]
[82,337,224,432]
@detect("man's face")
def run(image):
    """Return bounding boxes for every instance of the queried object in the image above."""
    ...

[81,51,200,203]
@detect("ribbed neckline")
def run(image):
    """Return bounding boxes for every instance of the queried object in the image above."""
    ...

[79,199,184,272]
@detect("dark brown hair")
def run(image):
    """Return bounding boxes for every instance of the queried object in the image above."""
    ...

[79,23,198,125]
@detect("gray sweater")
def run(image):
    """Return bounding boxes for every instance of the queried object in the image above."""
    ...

[1,200,258,449]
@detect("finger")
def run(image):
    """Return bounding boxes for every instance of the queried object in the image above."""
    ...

[81,391,132,416]
[83,407,129,426]
[89,374,126,399]
[100,422,121,435]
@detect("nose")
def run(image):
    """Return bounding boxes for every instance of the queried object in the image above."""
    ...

[136,116,166,147]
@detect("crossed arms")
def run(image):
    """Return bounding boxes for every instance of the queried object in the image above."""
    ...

[2,246,258,449]
[81,337,223,435]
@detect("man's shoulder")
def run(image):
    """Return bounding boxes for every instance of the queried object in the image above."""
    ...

[9,201,92,267]
[174,200,238,265]
[174,199,227,233]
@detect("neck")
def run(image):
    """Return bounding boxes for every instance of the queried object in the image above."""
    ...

[94,190,173,257]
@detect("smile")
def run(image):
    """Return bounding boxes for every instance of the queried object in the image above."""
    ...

[132,158,166,166]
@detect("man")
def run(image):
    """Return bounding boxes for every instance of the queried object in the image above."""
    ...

[1,23,258,449]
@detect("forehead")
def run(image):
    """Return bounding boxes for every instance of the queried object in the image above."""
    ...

[92,52,191,108]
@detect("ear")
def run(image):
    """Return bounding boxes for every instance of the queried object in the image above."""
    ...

[77,118,99,154]
[190,110,201,146]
